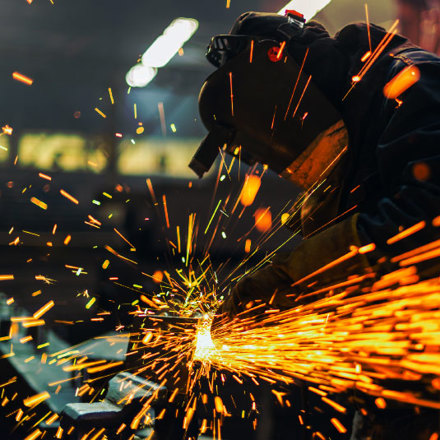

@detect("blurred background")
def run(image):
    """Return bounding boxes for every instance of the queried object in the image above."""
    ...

[0,0,438,438]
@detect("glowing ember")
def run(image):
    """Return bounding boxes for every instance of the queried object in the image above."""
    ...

[12,71,34,86]
[383,65,420,99]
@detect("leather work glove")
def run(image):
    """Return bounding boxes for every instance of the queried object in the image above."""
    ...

[217,263,295,319]
[213,214,373,328]
[210,262,294,334]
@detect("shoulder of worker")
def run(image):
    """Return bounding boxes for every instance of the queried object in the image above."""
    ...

[335,22,440,68]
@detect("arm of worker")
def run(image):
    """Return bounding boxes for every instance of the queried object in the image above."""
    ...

[357,55,440,268]
[216,54,440,320]
[215,212,372,320]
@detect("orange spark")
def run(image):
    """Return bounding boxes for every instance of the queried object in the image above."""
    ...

[240,175,261,206]
[229,72,234,116]
[384,65,420,99]
[321,397,347,414]
[361,51,372,62]
[60,189,79,204]
[12,71,34,86]
[30,197,47,210]
[331,418,347,434]
[365,3,372,52]
[33,300,55,319]
[387,220,426,245]
[20,335,32,344]
[2,125,13,135]
[23,391,50,408]
[152,270,164,284]
[358,243,376,254]
[46,413,59,425]
[276,41,286,60]
[108,87,114,104]
[244,239,251,253]
[254,207,272,233]
[114,227,135,249]
[375,397,387,409]
[146,178,157,204]
[162,194,170,229]
[22,319,45,328]
[0,275,14,281]
[38,172,52,181]
[94,107,107,118]
[86,361,124,374]
[24,429,42,440]
[142,332,153,344]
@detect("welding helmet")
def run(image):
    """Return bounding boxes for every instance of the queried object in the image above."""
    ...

[189,11,348,187]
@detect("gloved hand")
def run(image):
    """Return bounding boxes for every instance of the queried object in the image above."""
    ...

[212,261,296,333]
[213,214,373,330]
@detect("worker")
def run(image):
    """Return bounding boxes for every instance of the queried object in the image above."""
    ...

[189,10,440,440]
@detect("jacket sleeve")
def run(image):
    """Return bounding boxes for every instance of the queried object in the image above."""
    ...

[356,54,440,265]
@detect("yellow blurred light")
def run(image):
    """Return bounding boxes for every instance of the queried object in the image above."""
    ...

[141,18,199,68]
[281,213,290,225]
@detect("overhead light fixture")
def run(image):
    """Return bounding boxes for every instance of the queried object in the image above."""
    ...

[126,65,158,88]
[278,0,332,21]
[142,18,199,68]
[126,17,199,88]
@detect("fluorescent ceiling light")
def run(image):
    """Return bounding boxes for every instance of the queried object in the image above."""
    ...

[126,17,198,87]
[126,65,158,88]
[142,18,199,68]
[278,0,332,21]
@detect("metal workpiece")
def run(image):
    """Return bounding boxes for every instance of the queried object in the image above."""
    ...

[61,371,167,439]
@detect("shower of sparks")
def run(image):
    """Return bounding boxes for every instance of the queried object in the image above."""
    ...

[208,275,440,410]
[2,25,440,440]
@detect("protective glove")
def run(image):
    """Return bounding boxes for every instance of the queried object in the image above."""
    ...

[217,263,295,318]
[213,214,373,327]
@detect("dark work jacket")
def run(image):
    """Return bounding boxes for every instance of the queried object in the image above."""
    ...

[215,23,440,440]
[294,25,440,284]
[220,23,440,315]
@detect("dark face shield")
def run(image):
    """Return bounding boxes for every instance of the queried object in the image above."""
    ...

[206,35,255,68]
[190,38,347,183]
